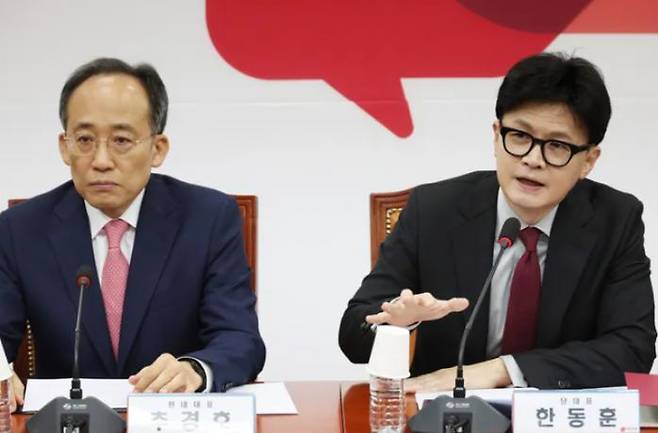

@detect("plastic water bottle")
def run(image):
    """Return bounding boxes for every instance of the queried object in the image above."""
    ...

[367,325,409,433]
[369,375,405,433]
[0,378,10,433]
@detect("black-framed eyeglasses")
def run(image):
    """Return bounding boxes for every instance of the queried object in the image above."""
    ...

[499,124,594,167]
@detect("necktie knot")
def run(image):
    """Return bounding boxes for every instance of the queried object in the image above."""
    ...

[103,219,130,249]
[520,227,541,253]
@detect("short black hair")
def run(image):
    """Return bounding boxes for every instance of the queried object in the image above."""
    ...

[59,58,168,134]
[495,52,611,145]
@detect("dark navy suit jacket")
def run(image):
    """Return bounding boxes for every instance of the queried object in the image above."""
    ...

[0,174,265,391]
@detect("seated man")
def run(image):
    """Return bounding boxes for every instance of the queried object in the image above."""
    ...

[0,58,266,411]
[339,52,655,391]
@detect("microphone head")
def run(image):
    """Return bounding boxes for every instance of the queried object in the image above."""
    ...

[75,265,94,288]
[498,217,521,249]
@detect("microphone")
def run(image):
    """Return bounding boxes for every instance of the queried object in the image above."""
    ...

[27,265,125,433]
[454,217,520,398]
[408,217,521,433]
[70,265,93,400]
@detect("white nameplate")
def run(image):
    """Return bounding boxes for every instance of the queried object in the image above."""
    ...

[512,389,639,433]
[128,393,255,433]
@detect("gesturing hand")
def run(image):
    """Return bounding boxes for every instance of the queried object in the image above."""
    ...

[365,289,469,328]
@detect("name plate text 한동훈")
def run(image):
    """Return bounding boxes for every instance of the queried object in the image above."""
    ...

[512,389,639,433]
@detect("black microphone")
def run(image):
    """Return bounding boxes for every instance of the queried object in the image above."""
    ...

[454,217,520,398]
[27,265,125,433]
[70,265,93,400]
[408,217,521,433]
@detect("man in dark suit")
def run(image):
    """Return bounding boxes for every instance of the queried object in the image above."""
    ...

[339,53,656,390]
[0,58,265,411]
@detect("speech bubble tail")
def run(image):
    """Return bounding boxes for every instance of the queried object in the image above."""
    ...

[326,76,414,138]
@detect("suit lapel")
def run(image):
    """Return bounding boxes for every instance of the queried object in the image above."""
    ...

[536,180,596,347]
[451,174,498,361]
[117,176,181,372]
[48,185,116,375]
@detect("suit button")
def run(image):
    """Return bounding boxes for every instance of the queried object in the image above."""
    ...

[557,380,571,389]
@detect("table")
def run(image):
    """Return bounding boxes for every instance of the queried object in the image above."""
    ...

[340,382,658,433]
[11,381,658,432]
[10,381,342,433]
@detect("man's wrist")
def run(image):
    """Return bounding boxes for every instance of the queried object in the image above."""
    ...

[180,358,207,392]
[491,357,512,388]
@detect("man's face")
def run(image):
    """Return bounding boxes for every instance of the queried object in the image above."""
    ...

[59,73,169,218]
[493,102,601,224]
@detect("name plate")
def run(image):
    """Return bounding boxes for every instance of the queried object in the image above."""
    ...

[512,389,639,433]
[128,393,255,433]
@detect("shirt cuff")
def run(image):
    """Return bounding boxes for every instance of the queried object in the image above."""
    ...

[178,356,214,393]
[500,355,528,387]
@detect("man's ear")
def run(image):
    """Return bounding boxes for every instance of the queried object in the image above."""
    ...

[150,134,170,168]
[492,120,501,156]
[492,120,500,135]
[580,145,601,179]
[58,133,72,166]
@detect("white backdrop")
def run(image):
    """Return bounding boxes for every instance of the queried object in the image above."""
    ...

[1,1,657,380]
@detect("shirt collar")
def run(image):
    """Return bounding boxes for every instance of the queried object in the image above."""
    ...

[85,189,145,239]
[496,188,557,238]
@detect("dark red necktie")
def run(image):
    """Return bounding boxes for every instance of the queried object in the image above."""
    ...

[501,227,541,354]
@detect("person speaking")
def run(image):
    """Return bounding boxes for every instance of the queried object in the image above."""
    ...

[339,52,655,391]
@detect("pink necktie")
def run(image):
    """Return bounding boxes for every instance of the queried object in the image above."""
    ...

[501,227,542,354]
[101,219,130,359]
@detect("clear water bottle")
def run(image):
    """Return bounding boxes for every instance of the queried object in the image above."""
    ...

[369,375,405,433]
[0,378,11,433]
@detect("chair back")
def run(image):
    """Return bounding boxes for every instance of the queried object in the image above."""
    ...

[369,189,411,267]
[369,188,416,363]
[234,195,257,292]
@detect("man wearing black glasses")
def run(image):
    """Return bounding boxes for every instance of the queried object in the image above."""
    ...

[340,52,655,391]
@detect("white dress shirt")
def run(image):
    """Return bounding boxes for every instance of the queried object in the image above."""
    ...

[84,190,212,392]
[489,189,557,387]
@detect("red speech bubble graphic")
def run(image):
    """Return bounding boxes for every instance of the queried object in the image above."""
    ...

[206,0,657,137]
